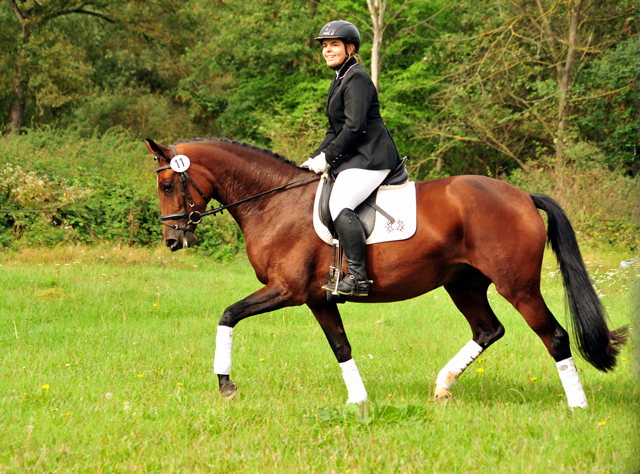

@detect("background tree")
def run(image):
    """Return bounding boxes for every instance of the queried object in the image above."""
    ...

[410,0,636,175]
[0,0,636,176]
[5,0,113,133]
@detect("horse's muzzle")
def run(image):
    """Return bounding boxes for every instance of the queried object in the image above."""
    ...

[164,225,197,251]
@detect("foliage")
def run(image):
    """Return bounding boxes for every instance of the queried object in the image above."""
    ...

[571,35,640,172]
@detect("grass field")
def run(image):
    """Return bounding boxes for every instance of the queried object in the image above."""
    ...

[0,245,637,473]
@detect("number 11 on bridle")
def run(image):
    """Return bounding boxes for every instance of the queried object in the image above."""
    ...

[146,138,626,408]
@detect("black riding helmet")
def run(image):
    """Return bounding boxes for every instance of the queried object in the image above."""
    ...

[316,20,361,54]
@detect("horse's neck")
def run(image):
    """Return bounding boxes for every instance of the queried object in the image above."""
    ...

[205,146,302,219]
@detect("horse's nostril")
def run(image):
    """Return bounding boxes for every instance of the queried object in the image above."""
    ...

[165,239,177,249]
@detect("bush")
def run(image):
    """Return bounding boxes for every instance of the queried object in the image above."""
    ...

[0,127,243,259]
[66,88,205,142]
[505,143,639,250]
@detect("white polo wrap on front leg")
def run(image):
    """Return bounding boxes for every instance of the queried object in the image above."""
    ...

[556,357,588,409]
[435,340,483,390]
[213,325,233,375]
[339,358,368,404]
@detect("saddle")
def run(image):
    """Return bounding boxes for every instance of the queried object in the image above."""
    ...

[319,157,409,239]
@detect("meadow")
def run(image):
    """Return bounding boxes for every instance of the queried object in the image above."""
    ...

[0,245,637,473]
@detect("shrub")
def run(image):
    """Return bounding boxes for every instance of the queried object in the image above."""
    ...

[0,127,243,259]
[505,143,639,250]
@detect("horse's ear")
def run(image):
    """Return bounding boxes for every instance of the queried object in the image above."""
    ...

[144,138,171,161]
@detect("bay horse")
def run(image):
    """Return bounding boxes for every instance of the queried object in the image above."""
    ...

[144,137,626,408]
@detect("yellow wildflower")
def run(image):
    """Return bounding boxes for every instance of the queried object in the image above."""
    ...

[42,384,50,390]
[530,377,538,381]
[137,373,144,378]
[477,368,485,373]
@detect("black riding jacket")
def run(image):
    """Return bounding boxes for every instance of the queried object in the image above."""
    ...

[313,57,400,174]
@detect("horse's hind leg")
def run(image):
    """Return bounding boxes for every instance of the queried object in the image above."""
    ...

[496,284,588,408]
[307,302,367,405]
[435,269,505,401]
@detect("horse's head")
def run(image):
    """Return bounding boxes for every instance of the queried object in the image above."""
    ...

[145,139,209,251]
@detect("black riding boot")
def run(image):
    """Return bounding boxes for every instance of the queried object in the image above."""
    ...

[322,208,370,297]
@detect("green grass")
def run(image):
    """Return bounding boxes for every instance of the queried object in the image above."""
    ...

[0,245,637,473]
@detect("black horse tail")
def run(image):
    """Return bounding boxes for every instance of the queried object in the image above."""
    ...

[530,194,627,371]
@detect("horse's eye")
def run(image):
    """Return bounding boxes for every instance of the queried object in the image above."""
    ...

[162,183,173,194]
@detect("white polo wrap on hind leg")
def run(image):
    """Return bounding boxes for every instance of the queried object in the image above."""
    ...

[213,325,233,375]
[556,357,588,409]
[340,359,368,404]
[436,340,483,390]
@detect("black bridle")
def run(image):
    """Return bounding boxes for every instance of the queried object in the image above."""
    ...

[154,145,317,232]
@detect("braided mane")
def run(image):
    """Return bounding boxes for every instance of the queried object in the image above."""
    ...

[176,137,298,167]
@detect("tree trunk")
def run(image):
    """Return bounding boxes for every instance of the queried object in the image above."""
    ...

[367,0,386,92]
[555,0,583,163]
[6,15,32,134]
[7,66,28,134]
[305,0,318,48]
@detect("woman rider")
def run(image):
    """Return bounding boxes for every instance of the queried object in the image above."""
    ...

[302,20,401,297]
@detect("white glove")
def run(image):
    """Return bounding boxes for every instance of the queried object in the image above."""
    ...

[300,152,329,174]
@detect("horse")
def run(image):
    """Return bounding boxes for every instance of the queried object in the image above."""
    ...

[144,137,626,409]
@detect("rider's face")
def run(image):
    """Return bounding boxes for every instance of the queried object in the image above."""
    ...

[322,40,354,68]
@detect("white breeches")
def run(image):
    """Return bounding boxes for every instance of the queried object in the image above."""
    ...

[329,168,390,221]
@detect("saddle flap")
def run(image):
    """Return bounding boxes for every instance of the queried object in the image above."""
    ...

[314,179,417,246]
[318,174,377,239]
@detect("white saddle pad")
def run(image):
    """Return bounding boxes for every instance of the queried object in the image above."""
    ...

[313,178,417,245]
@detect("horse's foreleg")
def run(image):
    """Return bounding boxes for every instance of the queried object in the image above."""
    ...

[436,272,505,401]
[307,302,367,405]
[214,283,298,399]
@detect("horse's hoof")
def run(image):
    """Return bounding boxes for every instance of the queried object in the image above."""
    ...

[220,382,237,400]
[434,385,452,402]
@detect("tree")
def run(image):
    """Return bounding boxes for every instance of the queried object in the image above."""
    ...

[411,0,636,173]
[5,0,113,134]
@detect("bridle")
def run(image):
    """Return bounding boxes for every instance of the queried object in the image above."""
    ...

[154,145,317,233]
[154,145,209,232]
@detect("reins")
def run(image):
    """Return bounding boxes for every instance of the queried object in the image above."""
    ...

[154,145,317,232]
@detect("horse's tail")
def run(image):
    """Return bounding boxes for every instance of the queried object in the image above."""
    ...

[530,193,627,371]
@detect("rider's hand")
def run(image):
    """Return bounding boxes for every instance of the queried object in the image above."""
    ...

[301,152,329,174]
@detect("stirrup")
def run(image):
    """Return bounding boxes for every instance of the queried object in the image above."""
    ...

[335,274,371,297]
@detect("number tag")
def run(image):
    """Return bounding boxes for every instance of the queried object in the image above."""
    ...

[170,155,191,172]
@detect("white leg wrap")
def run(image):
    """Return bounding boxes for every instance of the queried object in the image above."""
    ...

[213,326,233,375]
[340,359,368,404]
[435,340,483,390]
[556,357,588,409]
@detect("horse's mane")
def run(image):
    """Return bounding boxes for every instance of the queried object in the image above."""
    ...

[176,137,298,167]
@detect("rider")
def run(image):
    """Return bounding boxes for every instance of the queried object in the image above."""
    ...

[302,20,401,297]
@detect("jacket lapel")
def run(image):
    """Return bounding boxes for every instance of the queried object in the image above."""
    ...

[326,77,339,110]
[325,58,357,112]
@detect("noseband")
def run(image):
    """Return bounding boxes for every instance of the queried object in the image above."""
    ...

[154,145,317,233]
